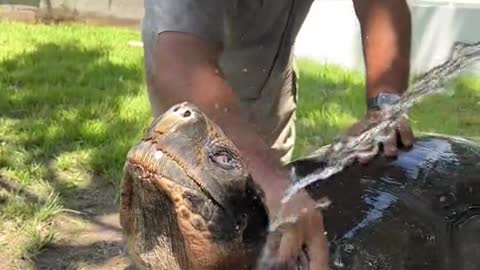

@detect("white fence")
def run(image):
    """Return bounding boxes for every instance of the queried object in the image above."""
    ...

[295,0,480,74]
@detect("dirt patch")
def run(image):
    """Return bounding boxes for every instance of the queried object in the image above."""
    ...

[0,6,141,30]
[32,178,134,270]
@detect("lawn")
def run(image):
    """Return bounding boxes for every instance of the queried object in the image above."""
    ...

[0,21,479,268]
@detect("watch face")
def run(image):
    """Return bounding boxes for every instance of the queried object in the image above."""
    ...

[368,93,401,110]
[383,94,400,103]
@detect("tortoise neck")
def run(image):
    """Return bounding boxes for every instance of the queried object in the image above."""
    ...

[131,181,191,269]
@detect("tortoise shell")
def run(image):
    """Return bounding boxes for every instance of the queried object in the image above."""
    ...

[289,134,480,270]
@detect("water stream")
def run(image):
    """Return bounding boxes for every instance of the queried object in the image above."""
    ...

[270,41,480,233]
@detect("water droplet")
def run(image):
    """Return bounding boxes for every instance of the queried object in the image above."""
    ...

[154,151,164,160]
[316,197,332,210]
[343,244,354,254]
[360,178,376,185]
[334,258,344,267]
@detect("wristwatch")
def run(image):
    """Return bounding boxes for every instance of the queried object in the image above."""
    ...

[367,93,401,111]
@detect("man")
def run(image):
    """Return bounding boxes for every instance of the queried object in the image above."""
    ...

[141,0,414,268]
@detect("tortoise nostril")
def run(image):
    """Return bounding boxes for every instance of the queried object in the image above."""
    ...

[183,110,192,117]
[173,106,180,112]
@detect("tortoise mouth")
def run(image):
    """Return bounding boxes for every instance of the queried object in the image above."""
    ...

[124,140,224,207]
[125,158,209,213]
[120,141,217,235]
[128,139,224,200]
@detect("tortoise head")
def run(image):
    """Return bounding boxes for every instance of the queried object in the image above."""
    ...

[119,102,269,270]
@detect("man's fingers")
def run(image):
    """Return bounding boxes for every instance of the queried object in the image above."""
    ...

[383,129,398,157]
[298,247,310,269]
[308,235,329,270]
[265,213,327,270]
[277,220,304,265]
[357,144,379,164]
[346,111,415,162]
[263,231,282,257]
[257,231,296,270]
[306,214,329,270]
[385,117,414,158]
[397,117,415,147]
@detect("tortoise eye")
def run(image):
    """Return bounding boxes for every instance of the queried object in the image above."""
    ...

[209,147,241,170]
[212,152,233,165]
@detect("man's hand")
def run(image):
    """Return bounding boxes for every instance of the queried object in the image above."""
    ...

[347,109,414,163]
[257,190,329,270]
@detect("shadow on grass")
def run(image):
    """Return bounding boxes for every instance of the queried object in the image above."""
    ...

[1,41,148,268]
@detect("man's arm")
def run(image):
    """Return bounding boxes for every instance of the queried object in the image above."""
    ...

[150,32,291,214]
[351,0,414,157]
[150,32,328,269]
[353,0,411,98]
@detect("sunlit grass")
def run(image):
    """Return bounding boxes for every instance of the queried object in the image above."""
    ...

[0,21,150,267]
[0,21,479,266]
[293,58,480,157]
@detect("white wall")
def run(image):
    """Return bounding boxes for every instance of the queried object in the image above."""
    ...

[3,0,479,74]
[294,0,480,74]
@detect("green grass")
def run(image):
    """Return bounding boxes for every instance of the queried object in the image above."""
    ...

[0,21,479,266]
[293,59,480,156]
[0,21,150,267]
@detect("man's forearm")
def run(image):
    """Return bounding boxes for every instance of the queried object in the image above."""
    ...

[353,0,412,99]
[150,32,292,215]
